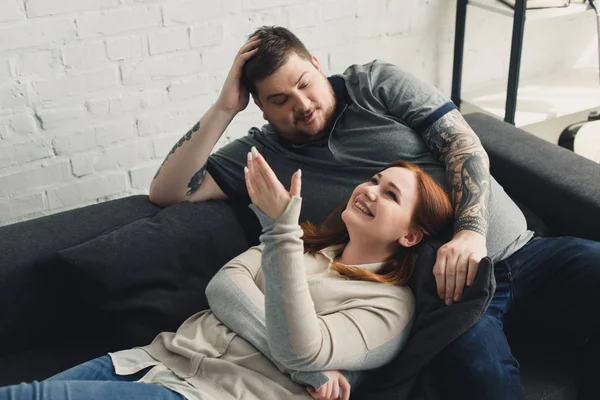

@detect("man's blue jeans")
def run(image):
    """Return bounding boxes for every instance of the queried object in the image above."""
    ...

[431,236,600,400]
[0,355,185,400]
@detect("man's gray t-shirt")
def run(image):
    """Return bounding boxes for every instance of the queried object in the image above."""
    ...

[207,60,532,261]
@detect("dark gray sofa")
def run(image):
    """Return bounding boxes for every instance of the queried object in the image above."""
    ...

[0,113,598,399]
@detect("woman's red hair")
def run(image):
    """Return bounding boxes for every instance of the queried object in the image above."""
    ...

[301,161,453,286]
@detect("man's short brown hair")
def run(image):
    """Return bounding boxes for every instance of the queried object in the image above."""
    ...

[241,26,312,99]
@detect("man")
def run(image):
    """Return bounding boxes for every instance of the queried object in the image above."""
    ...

[150,26,600,399]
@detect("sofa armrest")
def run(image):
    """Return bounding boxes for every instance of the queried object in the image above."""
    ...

[464,113,600,241]
[0,195,160,357]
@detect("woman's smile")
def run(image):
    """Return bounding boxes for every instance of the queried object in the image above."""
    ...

[353,198,374,217]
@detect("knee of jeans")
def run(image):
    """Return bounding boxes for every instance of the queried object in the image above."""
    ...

[467,355,518,380]
[441,317,519,374]
[443,345,519,388]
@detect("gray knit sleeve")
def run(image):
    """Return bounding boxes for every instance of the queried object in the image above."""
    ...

[251,197,415,372]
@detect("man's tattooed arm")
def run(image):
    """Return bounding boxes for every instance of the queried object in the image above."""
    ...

[421,109,491,237]
[153,121,202,180]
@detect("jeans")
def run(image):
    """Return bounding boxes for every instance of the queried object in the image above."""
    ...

[431,236,600,400]
[0,355,185,400]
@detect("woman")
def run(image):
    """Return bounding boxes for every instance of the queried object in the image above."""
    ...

[0,150,452,400]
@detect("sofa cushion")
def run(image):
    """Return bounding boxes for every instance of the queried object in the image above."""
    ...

[0,195,160,357]
[57,200,250,350]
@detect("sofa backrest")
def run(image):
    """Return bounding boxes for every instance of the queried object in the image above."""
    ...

[465,113,600,242]
[0,195,160,357]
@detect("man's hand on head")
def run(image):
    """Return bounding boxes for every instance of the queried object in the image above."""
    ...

[432,230,487,306]
[216,36,260,114]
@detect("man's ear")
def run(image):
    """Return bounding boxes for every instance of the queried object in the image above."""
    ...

[311,55,323,72]
[253,96,264,112]
[251,95,264,111]
[253,98,268,121]
[399,230,424,248]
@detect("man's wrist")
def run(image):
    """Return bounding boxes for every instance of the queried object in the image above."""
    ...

[453,222,487,239]
[213,99,242,118]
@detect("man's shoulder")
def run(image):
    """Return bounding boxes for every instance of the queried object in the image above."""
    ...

[338,60,411,97]
[339,59,374,80]
[340,59,402,78]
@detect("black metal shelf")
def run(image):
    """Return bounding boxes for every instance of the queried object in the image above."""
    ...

[452,0,528,125]
[451,0,594,127]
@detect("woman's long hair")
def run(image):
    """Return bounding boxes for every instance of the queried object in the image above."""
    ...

[301,161,453,286]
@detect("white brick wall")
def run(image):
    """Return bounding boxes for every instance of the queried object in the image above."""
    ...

[24,0,118,18]
[0,0,595,226]
[0,59,12,82]
[76,5,163,39]
[0,0,26,23]
[0,18,76,51]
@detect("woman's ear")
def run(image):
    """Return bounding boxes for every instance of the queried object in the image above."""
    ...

[399,230,424,248]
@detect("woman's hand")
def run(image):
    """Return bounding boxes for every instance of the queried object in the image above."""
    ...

[244,146,301,220]
[307,370,351,400]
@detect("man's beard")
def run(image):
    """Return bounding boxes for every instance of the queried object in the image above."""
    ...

[270,83,337,144]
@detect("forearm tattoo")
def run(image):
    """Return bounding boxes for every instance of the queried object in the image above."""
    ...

[153,121,201,180]
[422,109,491,236]
[186,164,206,196]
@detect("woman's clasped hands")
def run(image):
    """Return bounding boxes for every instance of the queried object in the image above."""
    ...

[307,370,351,400]
[244,146,301,220]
